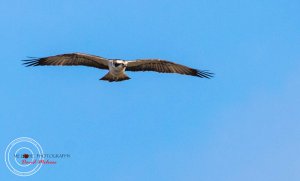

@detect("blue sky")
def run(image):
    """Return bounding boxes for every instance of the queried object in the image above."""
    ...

[0,0,299,180]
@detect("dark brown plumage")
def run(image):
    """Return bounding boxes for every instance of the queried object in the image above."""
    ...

[126,59,213,79]
[23,52,214,81]
[23,53,109,69]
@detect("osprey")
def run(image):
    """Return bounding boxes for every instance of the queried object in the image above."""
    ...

[23,53,213,82]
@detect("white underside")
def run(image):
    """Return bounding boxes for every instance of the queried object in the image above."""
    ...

[108,61,127,77]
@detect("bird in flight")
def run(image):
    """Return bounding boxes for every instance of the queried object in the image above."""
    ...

[23,53,213,82]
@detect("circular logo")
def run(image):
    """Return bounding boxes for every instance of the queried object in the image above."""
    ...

[4,137,44,176]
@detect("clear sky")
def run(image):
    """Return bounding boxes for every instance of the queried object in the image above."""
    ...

[0,0,299,180]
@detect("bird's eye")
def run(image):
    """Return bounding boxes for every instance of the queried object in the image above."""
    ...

[115,63,120,67]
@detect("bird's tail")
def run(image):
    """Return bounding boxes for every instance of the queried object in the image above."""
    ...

[100,73,131,82]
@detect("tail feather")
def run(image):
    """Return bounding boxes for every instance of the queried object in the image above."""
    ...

[100,73,131,82]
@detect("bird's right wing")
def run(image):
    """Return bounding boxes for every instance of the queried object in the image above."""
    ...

[23,53,109,69]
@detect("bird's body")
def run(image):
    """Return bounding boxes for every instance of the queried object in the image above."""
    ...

[102,60,130,82]
[23,53,213,82]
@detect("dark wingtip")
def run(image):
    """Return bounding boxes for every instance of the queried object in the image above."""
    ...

[196,70,214,79]
[22,58,41,67]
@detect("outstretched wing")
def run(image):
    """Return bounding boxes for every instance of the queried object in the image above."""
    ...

[126,59,213,78]
[23,53,109,69]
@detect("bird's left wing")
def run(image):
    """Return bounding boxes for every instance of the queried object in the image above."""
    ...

[23,53,109,69]
[126,59,213,78]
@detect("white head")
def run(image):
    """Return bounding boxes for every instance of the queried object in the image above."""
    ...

[112,60,127,68]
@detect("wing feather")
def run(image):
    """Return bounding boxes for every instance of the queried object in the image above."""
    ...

[22,53,109,69]
[126,59,214,78]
